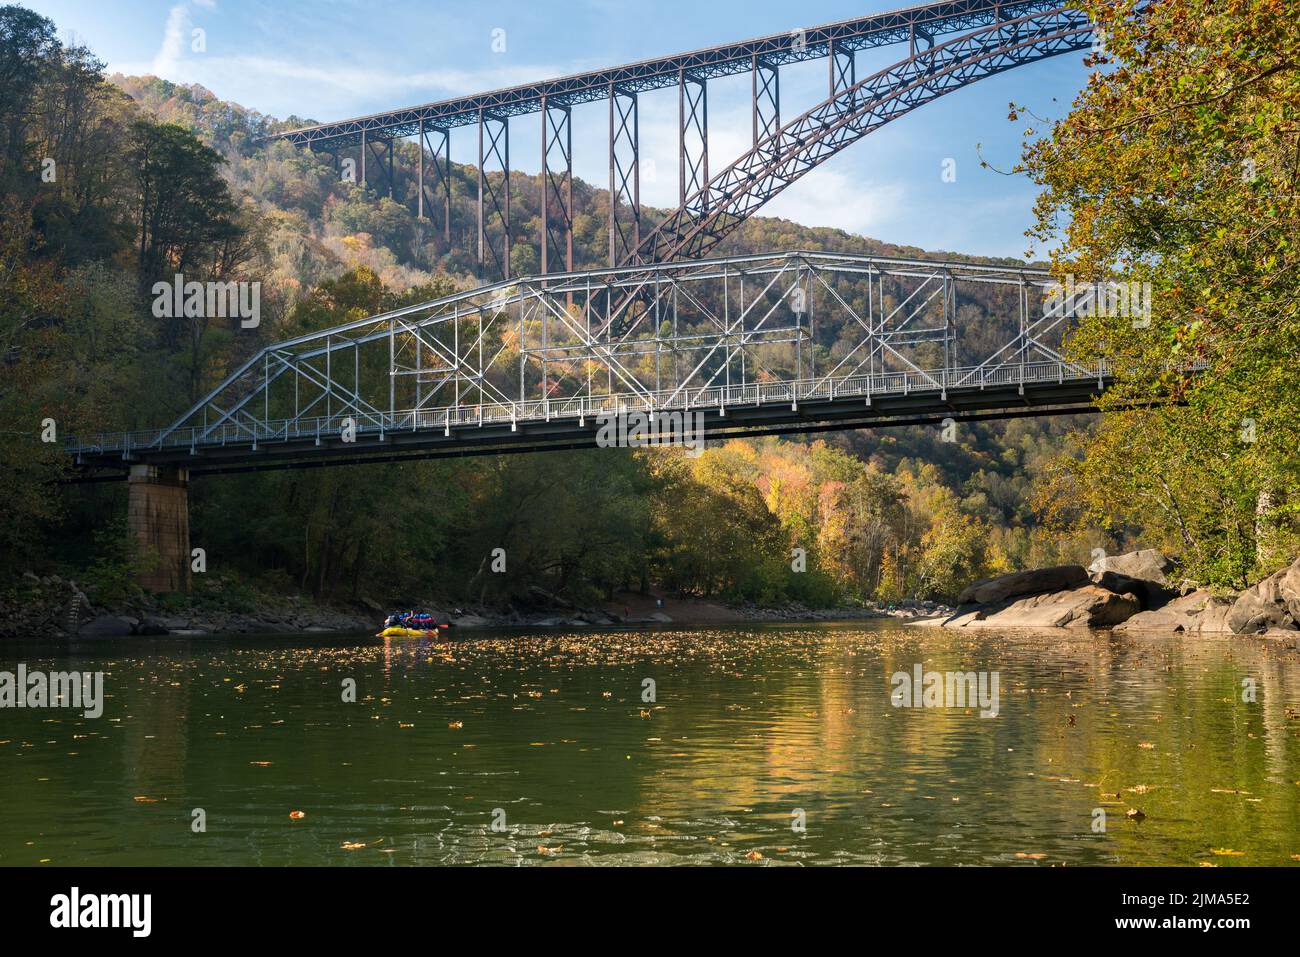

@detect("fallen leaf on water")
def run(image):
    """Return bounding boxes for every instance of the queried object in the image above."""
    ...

[133,796,159,803]
[341,841,366,850]
[1138,742,1155,750]
[289,810,305,820]
[249,761,272,766]
[537,845,561,855]
[1014,852,1047,860]
[448,721,463,729]
[1210,848,1245,856]
[745,850,763,861]
[1126,808,1146,821]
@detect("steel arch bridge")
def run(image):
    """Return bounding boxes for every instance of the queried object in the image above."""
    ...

[67,250,1111,473]
[262,0,1095,280]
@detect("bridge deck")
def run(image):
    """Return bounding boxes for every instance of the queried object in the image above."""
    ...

[68,362,1108,471]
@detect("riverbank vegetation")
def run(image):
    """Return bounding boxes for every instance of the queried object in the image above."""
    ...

[1,1,1296,616]
[1023,0,1300,589]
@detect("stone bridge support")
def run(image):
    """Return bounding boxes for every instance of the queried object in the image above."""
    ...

[128,464,191,593]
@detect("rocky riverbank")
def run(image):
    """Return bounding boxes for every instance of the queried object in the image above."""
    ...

[0,575,946,639]
[915,548,1300,646]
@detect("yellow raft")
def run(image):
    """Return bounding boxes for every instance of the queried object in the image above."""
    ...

[376,625,449,638]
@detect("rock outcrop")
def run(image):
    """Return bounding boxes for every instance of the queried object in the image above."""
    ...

[957,565,1090,606]
[945,551,1176,631]
[1113,589,1234,635]
[1226,556,1300,634]
[945,583,1139,629]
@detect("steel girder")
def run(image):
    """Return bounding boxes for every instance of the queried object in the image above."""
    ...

[65,250,1116,468]
[264,1,1066,149]
[628,6,1092,267]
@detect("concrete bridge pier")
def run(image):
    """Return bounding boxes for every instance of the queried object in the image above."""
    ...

[127,464,191,593]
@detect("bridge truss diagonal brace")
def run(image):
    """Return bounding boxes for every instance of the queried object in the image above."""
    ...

[609,85,640,267]
[956,280,1093,387]
[417,119,451,244]
[478,110,511,280]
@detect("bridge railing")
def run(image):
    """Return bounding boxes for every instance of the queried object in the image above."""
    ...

[65,359,1113,459]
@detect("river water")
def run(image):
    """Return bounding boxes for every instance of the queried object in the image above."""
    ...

[2,622,1298,866]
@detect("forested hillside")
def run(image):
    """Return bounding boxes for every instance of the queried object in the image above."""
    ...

[9,1,1286,614]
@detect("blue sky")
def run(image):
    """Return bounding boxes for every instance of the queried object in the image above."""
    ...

[23,0,1091,260]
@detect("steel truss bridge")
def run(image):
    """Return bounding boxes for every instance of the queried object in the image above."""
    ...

[262,0,1095,279]
[67,251,1114,474]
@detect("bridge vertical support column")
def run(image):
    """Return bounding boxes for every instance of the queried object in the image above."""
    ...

[609,84,640,267]
[128,465,191,594]
[364,136,395,198]
[829,37,855,94]
[679,70,708,216]
[752,57,779,157]
[478,109,511,280]
[417,120,452,245]
[541,96,573,275]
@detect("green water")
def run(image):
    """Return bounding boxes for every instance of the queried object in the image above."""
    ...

[2,622,1298,866]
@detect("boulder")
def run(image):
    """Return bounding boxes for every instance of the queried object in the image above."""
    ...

[1226,556,1300,634]
[137,618,170,636]
[1113,589,1235,635]
[957,565,1089,606]
[946,584,1139,629]
[77,615,134,638]
[1090,549,1178,609]
[1090,548,1174,586]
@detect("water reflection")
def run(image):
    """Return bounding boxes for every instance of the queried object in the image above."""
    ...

[1,623,1298,866]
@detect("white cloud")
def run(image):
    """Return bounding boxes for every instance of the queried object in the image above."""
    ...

[763,167,906,238]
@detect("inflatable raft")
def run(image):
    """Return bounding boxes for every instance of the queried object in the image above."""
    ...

[376,624,450,638]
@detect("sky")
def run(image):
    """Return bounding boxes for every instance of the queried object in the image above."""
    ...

[22,0,1093,260]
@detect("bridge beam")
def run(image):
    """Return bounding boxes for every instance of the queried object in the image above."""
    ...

[128,465,190,593]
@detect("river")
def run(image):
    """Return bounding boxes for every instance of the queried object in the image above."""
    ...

[2,621,1298,866]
